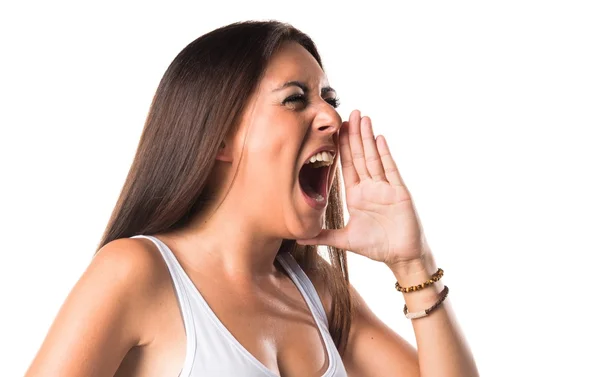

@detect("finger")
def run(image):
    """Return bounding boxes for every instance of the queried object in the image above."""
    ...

[376,135,406,187]
[339,121,359,189]
[360,116,387,182]
[296,229,349,250]
[348,110,369,180]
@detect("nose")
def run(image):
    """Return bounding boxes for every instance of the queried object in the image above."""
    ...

[312,100,342,136]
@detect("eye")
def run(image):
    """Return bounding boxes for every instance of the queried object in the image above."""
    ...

[282,94,341,110]
[325,97,341,109]
[282,94,307,109]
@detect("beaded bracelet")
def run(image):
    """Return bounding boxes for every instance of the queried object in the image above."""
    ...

[395,268,444,293]
[403,285,449,320]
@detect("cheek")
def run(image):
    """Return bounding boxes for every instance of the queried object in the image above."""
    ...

[245,119,305,165]
[240,114,307,192]
[246,120,290,151]
[242,134,298,190]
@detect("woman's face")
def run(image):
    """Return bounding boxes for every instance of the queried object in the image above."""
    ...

[224,41,342,239]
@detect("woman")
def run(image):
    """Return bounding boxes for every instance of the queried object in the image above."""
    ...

[25,21,478,376]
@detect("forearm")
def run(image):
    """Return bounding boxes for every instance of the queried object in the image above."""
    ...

[390,251,479,377]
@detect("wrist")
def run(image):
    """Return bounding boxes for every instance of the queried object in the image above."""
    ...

[388,251,438,287]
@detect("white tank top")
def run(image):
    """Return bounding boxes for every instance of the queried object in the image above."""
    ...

[131,235,348,377]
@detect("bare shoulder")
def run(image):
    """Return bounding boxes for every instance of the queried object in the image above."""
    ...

[84,236,178,345]
[91,237,171,303]
[80,237,173,323]
[25,236,171,377]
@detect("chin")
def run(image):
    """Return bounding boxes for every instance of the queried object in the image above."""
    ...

[305,217,326,237]
[286,209,326,241]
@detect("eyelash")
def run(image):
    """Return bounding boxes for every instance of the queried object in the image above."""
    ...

[283,94,341,109]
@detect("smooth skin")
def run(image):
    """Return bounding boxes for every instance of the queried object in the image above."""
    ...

[25,42,478,377]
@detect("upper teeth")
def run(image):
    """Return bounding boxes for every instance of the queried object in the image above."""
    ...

[305,151,335,166]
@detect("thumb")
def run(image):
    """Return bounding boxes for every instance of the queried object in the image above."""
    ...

[296,229,348,249]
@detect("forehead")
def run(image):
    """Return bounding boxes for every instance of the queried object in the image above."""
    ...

[261,42,329,89]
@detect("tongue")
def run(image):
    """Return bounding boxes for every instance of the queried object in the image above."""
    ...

[302,181,324,200]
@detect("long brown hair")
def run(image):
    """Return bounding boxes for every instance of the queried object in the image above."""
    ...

[97,20,352,354]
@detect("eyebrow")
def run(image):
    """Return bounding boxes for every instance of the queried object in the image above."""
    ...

[274,80,337,96]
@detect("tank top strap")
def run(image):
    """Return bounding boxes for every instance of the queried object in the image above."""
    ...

[275,252,329,327]
[130,234,197,376]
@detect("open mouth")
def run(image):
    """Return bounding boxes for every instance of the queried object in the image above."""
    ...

[298,150,335,208]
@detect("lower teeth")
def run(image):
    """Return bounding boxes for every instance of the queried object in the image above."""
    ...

[314,193,324,202]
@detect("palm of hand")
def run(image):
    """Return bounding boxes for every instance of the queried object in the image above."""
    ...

[344,180,423,265]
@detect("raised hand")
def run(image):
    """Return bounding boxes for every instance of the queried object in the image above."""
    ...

[297,110,430,267]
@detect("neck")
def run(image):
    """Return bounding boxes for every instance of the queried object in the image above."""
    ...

[158,201,288,281]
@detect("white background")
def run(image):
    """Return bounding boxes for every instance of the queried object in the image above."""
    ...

[1,1,599,376]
